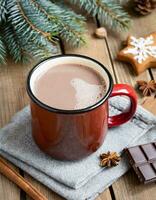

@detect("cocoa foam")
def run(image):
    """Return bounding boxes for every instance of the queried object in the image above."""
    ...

[33,63,106,110]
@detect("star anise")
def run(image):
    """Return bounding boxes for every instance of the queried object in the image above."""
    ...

[99,151,121,168]
[137,80,156,96]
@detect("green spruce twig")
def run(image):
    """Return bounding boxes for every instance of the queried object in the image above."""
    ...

[0,34,6,64]
[0,0,131,65]
[0,0,7,23]
[3,22,31,64]
[6,0,59,61]
[69,0,131,31]
[34,0,86,46]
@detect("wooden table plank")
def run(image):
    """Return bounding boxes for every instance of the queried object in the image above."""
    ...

[0,173,20,200]
[64,18,113,200]
[113,95,156,200]
[114,95,156,200]
[0,11,155,200]
[0,61,30,200]
[104,11,156,200]
[96,189,112,200]
[105,12,156,98]
[0,61,29,126]
[144,11,156,81]
[151,68,156,80]
[112,169,156,200]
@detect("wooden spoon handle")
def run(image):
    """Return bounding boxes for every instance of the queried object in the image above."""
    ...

[0,156,47,200]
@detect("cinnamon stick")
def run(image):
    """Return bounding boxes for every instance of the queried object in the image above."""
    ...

[0,156,47,200]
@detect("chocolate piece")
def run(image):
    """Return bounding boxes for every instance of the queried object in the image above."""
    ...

[141,143,156,161]
[138,164,156,183]
[152,162,156,169]
[125,142,156,184]
[128,146,147,165]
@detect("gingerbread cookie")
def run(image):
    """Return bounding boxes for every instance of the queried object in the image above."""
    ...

[117,33,156,75]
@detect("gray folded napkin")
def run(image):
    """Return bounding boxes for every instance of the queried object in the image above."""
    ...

[0,97,156,200]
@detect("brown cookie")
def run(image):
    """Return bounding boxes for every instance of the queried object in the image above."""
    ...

[117,33,156,75]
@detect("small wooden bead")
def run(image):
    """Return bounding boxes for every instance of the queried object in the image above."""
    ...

[95,27,107,39]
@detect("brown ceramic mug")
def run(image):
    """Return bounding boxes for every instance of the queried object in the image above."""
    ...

[27,55,137,160]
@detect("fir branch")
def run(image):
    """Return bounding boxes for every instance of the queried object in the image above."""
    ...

[0,33,6,64]
[17,1,50,38]
[0,0,7,24]
[96,0,131,30]
[30,0,50,18]
[0,0,85,64]
[6,0,58,60]
[35,0,86,46]
[20,0,58,38]
[69,0,131,31]
[16,0,85,46]
[0,0,131,65]
[3,22,31,64]
[26,42,56,59]
[7,0,51,46]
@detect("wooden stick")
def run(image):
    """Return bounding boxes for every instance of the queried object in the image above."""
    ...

[0,156,47,200]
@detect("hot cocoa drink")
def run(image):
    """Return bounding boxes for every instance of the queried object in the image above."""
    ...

[27,55,137,160]
[33,64,106,110]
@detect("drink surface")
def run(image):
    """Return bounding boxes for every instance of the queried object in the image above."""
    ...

[34,64,106,110]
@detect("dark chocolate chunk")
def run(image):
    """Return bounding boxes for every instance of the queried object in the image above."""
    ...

[125,142,156,184]
[152,162,156,170]
[141,143,156,161]
[138,164,156,183]
[128,146,147,165]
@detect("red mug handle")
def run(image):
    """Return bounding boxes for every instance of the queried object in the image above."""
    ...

[108,84,137,128]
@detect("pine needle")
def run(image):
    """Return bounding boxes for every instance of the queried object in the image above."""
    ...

[0,34,6,64]
[69,0,131,31]
[3,22,31,64]
[0,0,7,24]
[0,0,131,64]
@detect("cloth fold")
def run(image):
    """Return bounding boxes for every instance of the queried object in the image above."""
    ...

[0,96,156,200]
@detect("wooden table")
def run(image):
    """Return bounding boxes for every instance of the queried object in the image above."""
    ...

[0,10,156,200]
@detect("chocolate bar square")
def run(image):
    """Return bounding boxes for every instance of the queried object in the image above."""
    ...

[125,142,156,184]
[128,146,147,165]
[138,164,156,183]
[141,143,156,161]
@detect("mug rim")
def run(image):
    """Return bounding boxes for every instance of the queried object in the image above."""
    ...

[27,54,113,114]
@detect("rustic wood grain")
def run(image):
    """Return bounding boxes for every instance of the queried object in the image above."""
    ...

[105,12,156,100]
[0,173,20,200]
[144,11,156,81]
[0,9,156,200]
[141,96,156,115]
[0,61,30,200]
[112,95,156,200]
[96,188,112,200]
[151,68,156,80]
[105,10,156,200]
[112,169,156,200]
[0,61,30,126]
